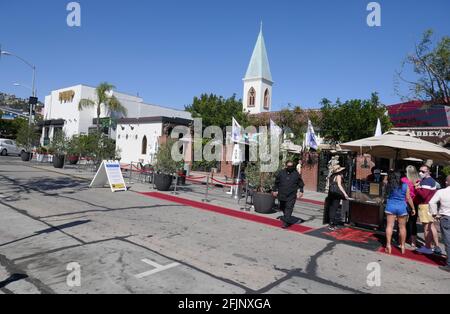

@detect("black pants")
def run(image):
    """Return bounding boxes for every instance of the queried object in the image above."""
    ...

[407,207,418,239]
[328,194,342,226]
[279,198,297,225]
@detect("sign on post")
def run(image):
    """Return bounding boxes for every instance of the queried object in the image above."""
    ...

[90,161,127,192]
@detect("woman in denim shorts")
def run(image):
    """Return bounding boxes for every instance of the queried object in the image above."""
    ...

[385,171,416,255]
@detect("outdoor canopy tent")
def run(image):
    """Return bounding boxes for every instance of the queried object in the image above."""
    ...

[340,132,450,163]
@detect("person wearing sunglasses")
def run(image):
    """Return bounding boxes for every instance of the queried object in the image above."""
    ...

[415,165,442,255]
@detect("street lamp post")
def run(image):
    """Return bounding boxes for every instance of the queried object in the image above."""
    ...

[1,47,37,125]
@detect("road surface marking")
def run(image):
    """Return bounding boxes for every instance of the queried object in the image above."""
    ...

[135,259,180,279]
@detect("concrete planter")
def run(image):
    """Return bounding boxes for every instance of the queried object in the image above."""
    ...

[21,152,32,162]
[253,192,276,214]
[154,173,173,191]
[53,154,65,169]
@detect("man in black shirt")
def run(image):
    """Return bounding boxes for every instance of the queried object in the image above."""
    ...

[273,161,305,229]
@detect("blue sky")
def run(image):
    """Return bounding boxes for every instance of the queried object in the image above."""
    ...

[0,0,449,110]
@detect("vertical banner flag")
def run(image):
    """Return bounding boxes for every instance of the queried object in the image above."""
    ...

[270,119,283,138]
[375,119,383,137]
[306,120,319,150]
[231,143,244,166]
[232,117,242,143]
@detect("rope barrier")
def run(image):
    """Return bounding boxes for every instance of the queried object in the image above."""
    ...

[211,177,246,187]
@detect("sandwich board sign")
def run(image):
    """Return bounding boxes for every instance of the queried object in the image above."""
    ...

[90,160,127,192]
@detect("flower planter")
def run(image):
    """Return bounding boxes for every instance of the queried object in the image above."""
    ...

[253,192,276,214]
[68,156,79,165]
[154,173,173,191]
[53,154,65,169]
[21,151,32,162]
[36,153,50,163]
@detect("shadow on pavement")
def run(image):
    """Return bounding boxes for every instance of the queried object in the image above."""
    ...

[0,220,91,248]
[0,273,29,289]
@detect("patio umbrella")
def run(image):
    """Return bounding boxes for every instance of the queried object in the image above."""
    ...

[340,133,450,164]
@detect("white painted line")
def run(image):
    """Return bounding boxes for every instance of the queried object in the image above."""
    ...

[135,259,180,279]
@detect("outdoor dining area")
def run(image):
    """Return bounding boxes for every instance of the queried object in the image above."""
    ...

[339,131,450,231]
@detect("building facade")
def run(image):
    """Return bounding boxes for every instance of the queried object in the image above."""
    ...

[388,101,450,148]
[40,84,191,145]
[115,117,192,165]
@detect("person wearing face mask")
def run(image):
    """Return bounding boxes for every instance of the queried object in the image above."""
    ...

[429,175,450,273]
[272,161,305,229]
[416,165,441,255]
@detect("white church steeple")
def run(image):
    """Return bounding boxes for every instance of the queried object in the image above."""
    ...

[243,23,273,114]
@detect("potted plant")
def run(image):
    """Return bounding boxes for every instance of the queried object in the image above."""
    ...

[50,131,69,169]
[67,136,81,165]
[36,146,49,163]
[245,161,278,214]
[47,146,55,163]
[15,122,39,162]
[154,140,183,191]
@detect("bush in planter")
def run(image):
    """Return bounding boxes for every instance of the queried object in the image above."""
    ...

[67,136,81,165]
[50,132,70,168]
[153,140,183,191]
[245,159,282,214]
[79,132,120,166]
[15,122,40,162]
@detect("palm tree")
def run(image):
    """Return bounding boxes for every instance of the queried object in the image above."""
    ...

[78,82,128,133]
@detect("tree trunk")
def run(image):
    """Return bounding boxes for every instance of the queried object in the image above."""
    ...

[97,105,101,133]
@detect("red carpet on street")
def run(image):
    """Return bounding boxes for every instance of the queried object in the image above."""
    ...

[141,192,447,268]
[140,192,314,234]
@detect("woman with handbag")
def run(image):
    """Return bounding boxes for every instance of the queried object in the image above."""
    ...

[327,166,349,231]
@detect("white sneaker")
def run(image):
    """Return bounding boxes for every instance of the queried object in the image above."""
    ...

[416,246,434,255]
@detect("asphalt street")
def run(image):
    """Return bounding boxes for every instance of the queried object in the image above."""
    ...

[0,156,449,294]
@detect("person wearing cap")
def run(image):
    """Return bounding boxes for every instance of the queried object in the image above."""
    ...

[429,175,450,273]
[326,166,349,231]
[415,165,441,255]
[273,161,305,229]
[367,167,382,183]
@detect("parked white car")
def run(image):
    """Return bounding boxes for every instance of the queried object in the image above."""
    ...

[0,139,25,156]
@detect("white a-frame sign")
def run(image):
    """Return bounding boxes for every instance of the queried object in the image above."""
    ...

[90,161,127,192]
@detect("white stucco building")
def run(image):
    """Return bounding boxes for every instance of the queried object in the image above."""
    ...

[115,117,192,165]
[40,84,191,145]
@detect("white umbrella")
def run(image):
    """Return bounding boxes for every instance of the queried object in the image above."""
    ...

[375,119,382,137]
[340,133,450,163]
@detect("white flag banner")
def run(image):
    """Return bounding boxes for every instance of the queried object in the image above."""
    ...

[232,117,242,143]
[231,143,244,166]
[270,119,282,138]
[306,120,319,150]
[375,119,383,137]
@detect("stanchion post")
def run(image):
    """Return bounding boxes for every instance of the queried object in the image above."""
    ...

[172,173,179,195]
[151,171,156,190]
[202,175,210,203]
[128,162,133,185]
[240,181,249,211]
[234,162,242,201]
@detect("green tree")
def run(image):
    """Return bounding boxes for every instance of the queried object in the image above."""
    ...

[185,94,248,129]
[78,82,128,132]
[396,30,450,106]
[15,122,40,151]
[319,93,393,144]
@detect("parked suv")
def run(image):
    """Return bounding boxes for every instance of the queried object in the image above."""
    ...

[0,139,24,156]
